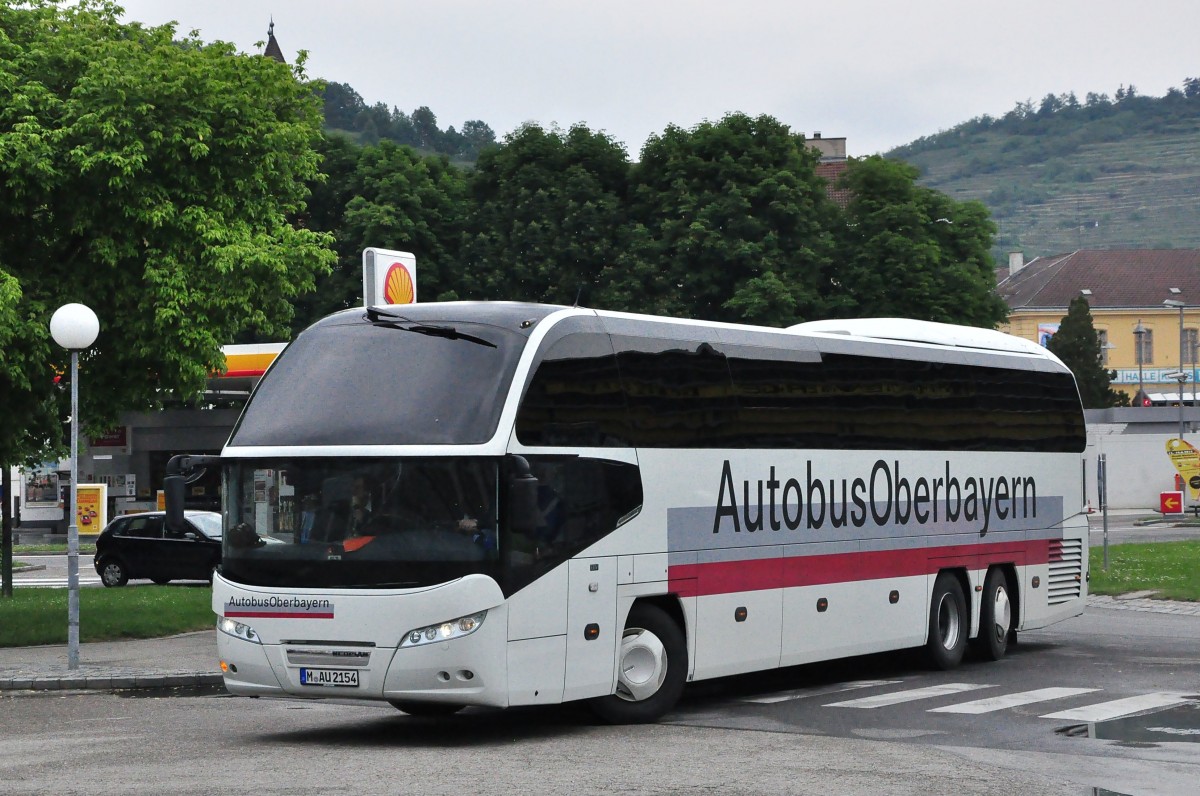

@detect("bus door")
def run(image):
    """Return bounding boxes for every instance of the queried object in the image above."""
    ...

[564,556,618,701]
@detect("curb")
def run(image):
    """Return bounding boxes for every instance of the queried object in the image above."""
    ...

[0,671,223,692]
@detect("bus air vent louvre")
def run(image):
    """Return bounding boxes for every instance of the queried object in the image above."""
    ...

[1046,538,1083,605]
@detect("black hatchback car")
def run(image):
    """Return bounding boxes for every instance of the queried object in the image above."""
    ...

[93,510,222,587]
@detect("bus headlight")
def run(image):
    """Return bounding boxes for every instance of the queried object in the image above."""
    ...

[401,610,487,648]
[218,616,261,644]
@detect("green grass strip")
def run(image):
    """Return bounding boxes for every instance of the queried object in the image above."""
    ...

[1089,540,1200,601]
[0,586,214,648]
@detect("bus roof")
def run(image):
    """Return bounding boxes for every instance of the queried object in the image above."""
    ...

[789,317,1053,358]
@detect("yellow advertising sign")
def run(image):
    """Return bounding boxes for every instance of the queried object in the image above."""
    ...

[75,483,108,532]
[1165,438,1200,501]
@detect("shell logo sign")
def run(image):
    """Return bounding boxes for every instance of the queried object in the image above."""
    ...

[384,262,415,304]
[362,247,417,307]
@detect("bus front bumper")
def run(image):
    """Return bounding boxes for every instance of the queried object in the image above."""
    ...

[216,609,510,708]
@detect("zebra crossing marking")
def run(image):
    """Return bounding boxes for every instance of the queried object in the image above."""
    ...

[1040,692,1195,722]
[824,682,994,709]
[740,680,903,705]
[928,687,1101,714]
[740,680,1198,723]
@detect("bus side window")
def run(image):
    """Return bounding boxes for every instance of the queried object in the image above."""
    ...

[501,457,642,596]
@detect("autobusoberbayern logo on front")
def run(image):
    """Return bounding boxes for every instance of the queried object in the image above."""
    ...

[223,596,334,619]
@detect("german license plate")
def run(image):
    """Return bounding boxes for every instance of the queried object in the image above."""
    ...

[299,668,359,687]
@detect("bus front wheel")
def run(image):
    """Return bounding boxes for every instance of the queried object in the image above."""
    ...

[589,603,687,724]
[926,572,967,670]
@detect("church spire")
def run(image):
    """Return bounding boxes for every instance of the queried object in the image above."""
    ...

[263,16,285,63]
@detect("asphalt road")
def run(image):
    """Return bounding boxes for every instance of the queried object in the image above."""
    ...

[2,602,1197,795]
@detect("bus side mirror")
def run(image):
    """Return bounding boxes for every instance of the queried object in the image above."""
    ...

[164,475,187,533]
[506,455,540,535]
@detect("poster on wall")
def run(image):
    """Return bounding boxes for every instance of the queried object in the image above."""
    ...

[23,463,60,506]
[1166,438,1200,501]
[1037,323,1060,348]
[75,483,108,532]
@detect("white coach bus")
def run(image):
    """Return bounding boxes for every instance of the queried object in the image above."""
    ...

[167,302,1088,723]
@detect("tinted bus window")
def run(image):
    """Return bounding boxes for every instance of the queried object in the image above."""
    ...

[727,351,1083,452]
[611,336,738,448]
[516,332,628,448]
[231,318,526,447]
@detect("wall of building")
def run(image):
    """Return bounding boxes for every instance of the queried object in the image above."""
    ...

[12,408,239,535]
[1086,406,1200,509]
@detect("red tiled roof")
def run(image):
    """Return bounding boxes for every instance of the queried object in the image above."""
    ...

[997,249,1200,310]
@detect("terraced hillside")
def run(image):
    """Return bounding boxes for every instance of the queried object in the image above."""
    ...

[890,106,1200,261]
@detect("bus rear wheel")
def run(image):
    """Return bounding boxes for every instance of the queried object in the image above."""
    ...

[971,568,1013,661]
[926,572,967,670]
[589,603,687,724]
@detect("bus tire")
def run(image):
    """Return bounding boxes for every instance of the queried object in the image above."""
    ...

[926,572,967,670]
[387,700,464,717]
[589,603,687,724]
[971,568,1012,661]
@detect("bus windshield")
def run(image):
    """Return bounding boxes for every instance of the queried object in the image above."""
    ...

[221,457,500,589]
[228,316,527,447]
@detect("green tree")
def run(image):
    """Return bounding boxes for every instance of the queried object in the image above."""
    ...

[601,113,835,326]
[292,136,470,333]
[319,81,366,130]
[458,120,497,159]
[461,123,632,306]
[334,140,467,309]
[0,0,335,465]
[828,156,1008,327]
[1047,297,1127,408]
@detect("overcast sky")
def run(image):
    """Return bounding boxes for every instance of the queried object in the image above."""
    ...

[116,0,1200,157]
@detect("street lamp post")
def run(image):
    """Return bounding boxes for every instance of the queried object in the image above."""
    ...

[1133,320,1146,404]
[1165,298,1187,413]
[1165,298,1189,512]
[49,303,99,670]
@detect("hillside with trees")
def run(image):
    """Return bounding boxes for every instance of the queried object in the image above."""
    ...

[319,81,496,162]
[888,79,1200,260]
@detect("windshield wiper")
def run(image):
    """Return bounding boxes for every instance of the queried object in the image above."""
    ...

[365,306,413,324]
[364,308,497,348]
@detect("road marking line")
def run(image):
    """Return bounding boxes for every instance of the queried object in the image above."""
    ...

[1041,692,1196,722]
[741,680,903,704]
[929,687,1101,714]
[825,683,994,708]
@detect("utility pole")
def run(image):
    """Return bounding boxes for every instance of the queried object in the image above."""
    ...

[2,467,12,597]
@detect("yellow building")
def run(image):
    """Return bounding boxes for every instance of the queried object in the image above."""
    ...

[997,250,1200,404]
